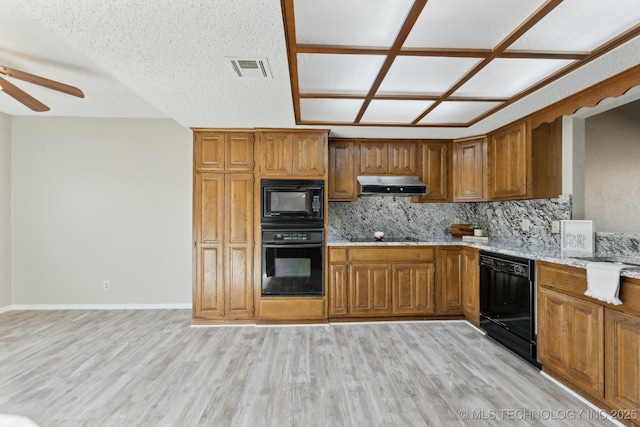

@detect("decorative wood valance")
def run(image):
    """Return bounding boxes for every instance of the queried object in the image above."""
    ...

[530,64,640,129]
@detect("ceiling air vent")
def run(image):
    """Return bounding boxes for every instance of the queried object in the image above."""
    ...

[229,57,272,78]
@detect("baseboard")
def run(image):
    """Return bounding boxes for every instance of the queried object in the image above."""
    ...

[6,303,191,311]
[0,305,11,314]
[540,371,626,427]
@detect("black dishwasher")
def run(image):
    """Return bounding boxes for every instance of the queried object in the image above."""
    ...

[479,251,539,368]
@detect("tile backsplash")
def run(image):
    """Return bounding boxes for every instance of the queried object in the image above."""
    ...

[328,195,572,247]
[328,194,640,257]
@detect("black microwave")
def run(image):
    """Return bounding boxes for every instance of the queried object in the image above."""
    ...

[261,179,324,225]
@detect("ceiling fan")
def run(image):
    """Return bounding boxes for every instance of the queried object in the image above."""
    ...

[0,64,84,112]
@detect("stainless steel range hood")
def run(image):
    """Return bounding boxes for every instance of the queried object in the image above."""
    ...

[357,176,427,196]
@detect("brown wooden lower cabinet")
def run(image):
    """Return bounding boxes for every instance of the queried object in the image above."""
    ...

[462,247,480,325]
[328,246,468,319]
[605,309,640,415]
[538,287,604,397]
[392,263,436,315]
[537,261,640,426]
[437,247,463,315]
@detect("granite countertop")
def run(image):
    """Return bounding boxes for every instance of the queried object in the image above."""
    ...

[328,238,640,280]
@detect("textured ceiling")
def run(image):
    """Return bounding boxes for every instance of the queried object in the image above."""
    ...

[1,0,640,140]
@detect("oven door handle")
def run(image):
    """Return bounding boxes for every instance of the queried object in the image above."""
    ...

[262,243,323,249]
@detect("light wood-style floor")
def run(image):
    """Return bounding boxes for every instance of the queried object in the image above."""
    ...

[0,310,614,427]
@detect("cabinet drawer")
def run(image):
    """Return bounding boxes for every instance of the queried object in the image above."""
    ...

[259,298,326,320]
[329,248,348,263]
[537,261,586,295]
[349,247,434,263]
[619,277,640,315]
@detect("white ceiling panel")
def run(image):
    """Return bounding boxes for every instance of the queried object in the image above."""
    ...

[378,56,481,95]
[297,54,386,94]
[418,101,502,124]
[454,58,575,98]
[299,98,364,122]
[509,0,640,52]
[404,0,546,49]
[361,100,435,123]
[294,0,414,47]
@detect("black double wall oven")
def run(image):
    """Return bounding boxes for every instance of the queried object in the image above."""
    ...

[260,179,324,297]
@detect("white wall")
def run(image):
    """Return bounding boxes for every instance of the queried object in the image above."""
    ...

[0,113,11,308]
[11,117,192,305]
[585,103,640,232]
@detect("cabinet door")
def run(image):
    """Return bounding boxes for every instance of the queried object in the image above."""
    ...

[392,263,436,314]
[462,248,479,324]
[605,309,640,413]
[260,133,293,176]
[193,174,225,318]
[349,264,391,316]
[388,142,417,174]
[360,142,388,174]
[194,132,225,171]
[453,138,486,201]
[489,121,529,200]
[225,132,254,171]
[538,288,604,397]
[329,263,349,317]
[224,174,254,319]
[293,133,326,177]
[328,140,358,201]
[438,248,463,315]
[417,141,449,202]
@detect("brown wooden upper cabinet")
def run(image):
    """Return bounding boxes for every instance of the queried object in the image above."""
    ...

[256,130,327,178]
[414,141,449,202]
[328,140,359,201]
[194,131,254,172]
[488,121,530,200]
[452,137,487,202]
[360,141,417,175]
[487,118,562,201]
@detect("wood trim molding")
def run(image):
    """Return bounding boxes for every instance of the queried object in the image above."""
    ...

[530,64,640,128]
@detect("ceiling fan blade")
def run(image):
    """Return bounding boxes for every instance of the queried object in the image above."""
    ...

[0,77,50,112]
[0,65,84,98]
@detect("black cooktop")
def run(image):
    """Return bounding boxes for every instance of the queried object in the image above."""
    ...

[349,236,421,243]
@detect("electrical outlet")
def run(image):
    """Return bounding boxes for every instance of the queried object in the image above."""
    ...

[334,218,341,228]
[551,220,560,234]
[103,280,111,291]
[521,219,531,232]
[453,217,460,224]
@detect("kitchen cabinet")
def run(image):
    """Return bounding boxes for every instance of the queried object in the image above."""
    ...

[194,130,254,172]
[360,141,417,175]
[452,137,487,202]
[605,309,640,415]
[437,247,464,315]
[350,264,392,316]
[256,130,327,178]
[328,246,436,318]
[537,261,640,422]
[488,121,529,200]
[531,116,562,199]
[462,247,480,325]
[538,286,604,397]
[328,140,358,201]
[486,117,562,201]
[193,172,254,322]
[392,263,436,315]
[414,141,450,202]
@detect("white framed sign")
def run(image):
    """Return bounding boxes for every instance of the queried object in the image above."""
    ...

[560,220,594,254]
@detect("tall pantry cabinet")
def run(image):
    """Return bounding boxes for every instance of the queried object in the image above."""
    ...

[192,130,255,322]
